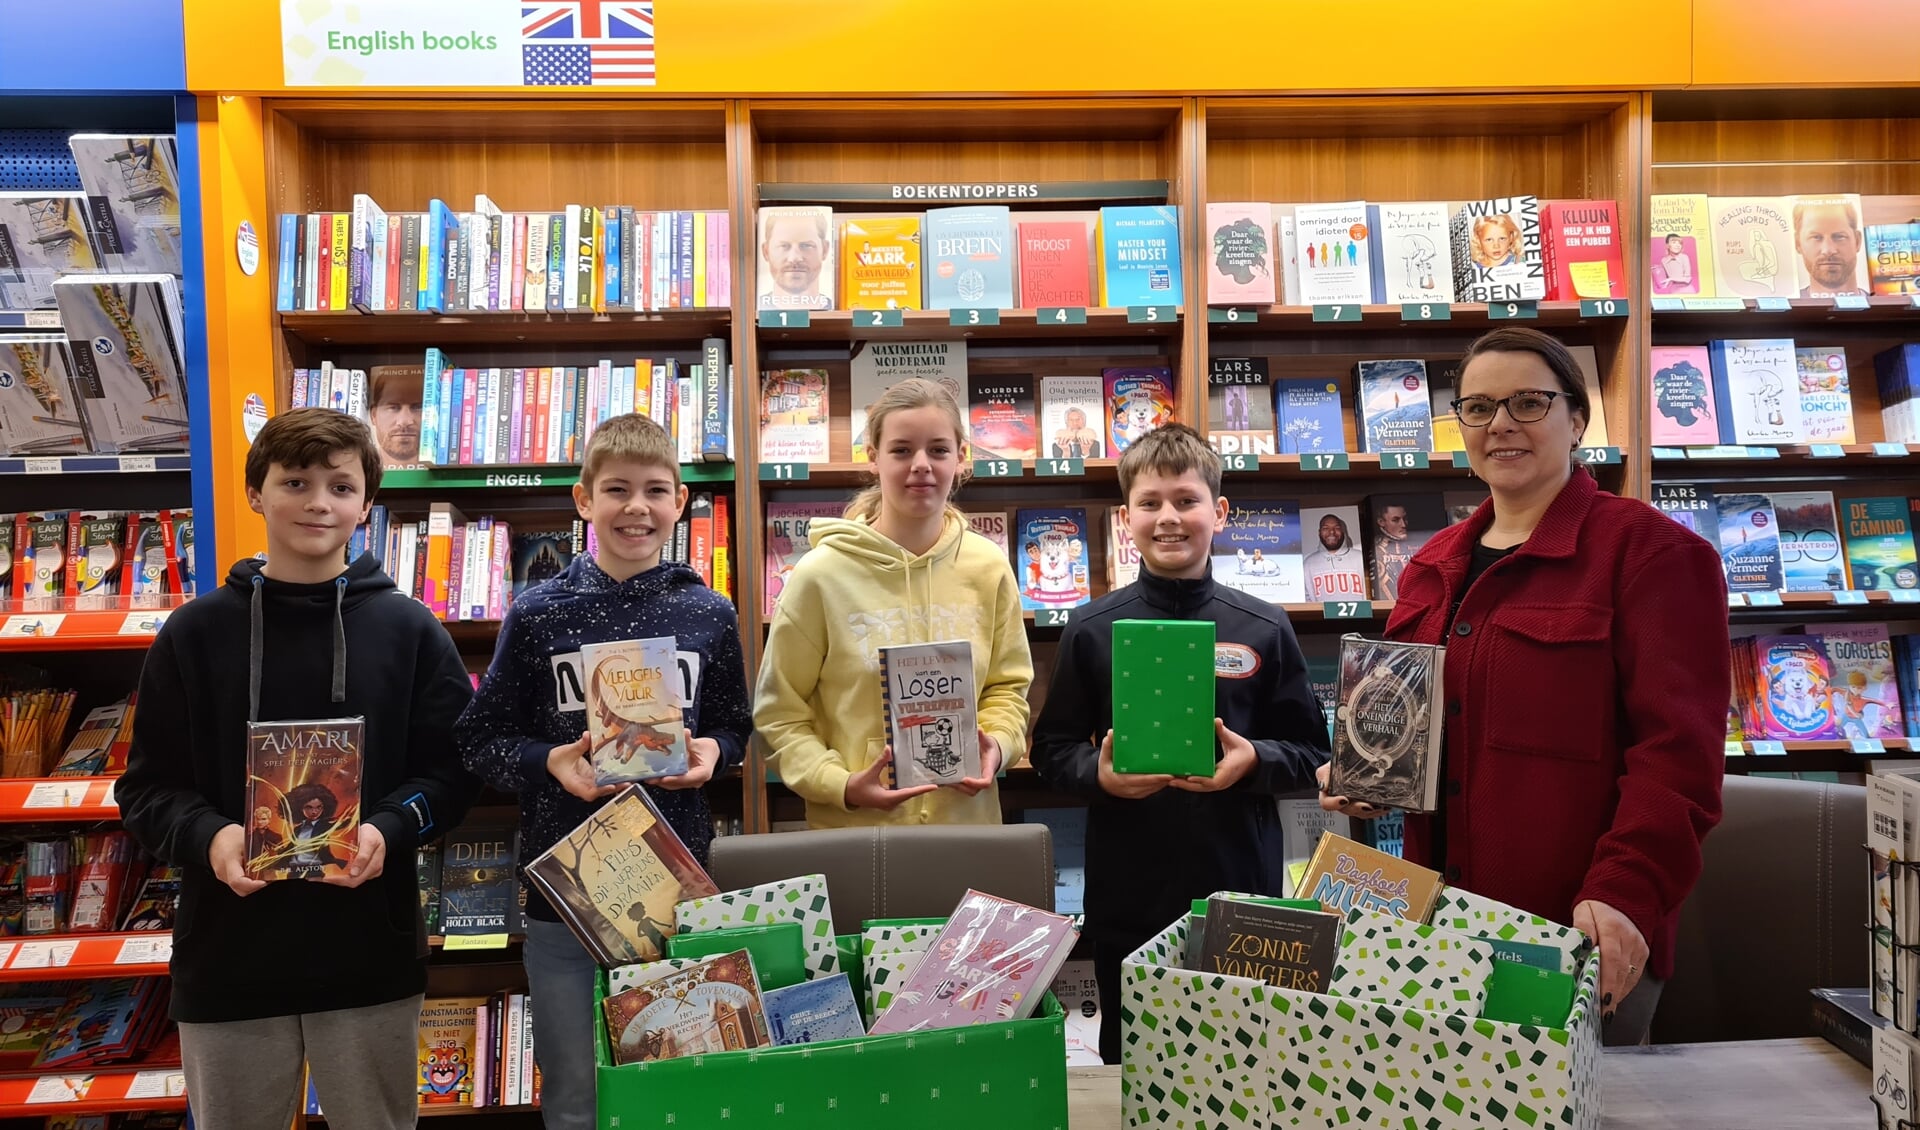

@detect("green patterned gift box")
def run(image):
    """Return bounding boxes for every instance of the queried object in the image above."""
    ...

[861,919,943,1018]
[1122,896,1602,1130]
[1429,887,1589,975]
[675,872,841,980]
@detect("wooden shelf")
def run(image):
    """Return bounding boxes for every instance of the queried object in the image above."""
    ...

[0,933,170,983]
[753,307,1184,345]
[0,778,120,822]
[380,463,734,491]
[1649,295,1920,331]
[0,606,180,652]
[1652,444,1920,469]
[0,1060,185,1116]
[1202,301,1613,335]
[279,309,731,348]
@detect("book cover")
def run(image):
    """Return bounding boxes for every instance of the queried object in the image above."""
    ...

[1450,196,1546,302]
[52,275,189,453]
[1878,344,1920,445]
[1107,506,1139,589]
[1196,898,1339,991]
[841,215,921,310]
[1204,202,1276,305]
[1844,497,1920,591]
[1096,205,1183,306]
[1708,338,1803,445]
[879,640,981,788]
[1867,221,1920,296]
[1111,619,1216,776]
[523,786,720,965]
[1650,193,1715,296]
[0,336,90,455]
[1039,374,1105,459]
[580,636,688,785]
[1814,624,1903,741]
[1708,196,1797,300]
[1753,635,1842,740]
[1539,199,1625,300]
[1103,366,1175,453]
[763,973,865,1046]
[1716,492,1786,592]
[66,135,182,276]
[1272,205,1303,303]
[968,510,1009,555]
[1795,346,1856,444]
[1366,494,1446,601]
[1368,202,1453,305]
[969,373,1038,460]
[0,193,101,311]
[243,718,363,882]
[1296,831,1444,921]
[764,501,843,617]
[439,826,516,937]
[1771,490,1843,592]
[1790,194,1870,297]
[1206,357,1274,456]
[1571,344,1611,449]
[1211,500,1303,604]
[510,528,574,597]
[1427,358,1463,452]
[1014,507,1092,611]
[755,206,834,311]
[417,845,442,936]
[1017,220,1092,308]
[1648,345,1720,445]
[1300,505,1368,603]
[1353,359,1433,453]
[603,950,768,1064]
[758,368,830,464]
[1274,378,1346,454]
[848,341,967,462]
[869,891,1079,1034]
[1293,200,1373,305]
[417,996,486,1106]
[924,206,1014,310]
[1328,635,1445,812]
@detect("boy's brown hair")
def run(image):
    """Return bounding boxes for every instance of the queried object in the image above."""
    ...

[244,407,383,497]
[1116,423,1221,501]
[580,413,680,491]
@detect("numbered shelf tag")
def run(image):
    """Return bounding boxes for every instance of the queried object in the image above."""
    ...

[1322,600,1374,620]
[1036,457,1084,477]
[756,309,811,329]
[1449,451,1473,469]
[1750,740,1787,756]
[1380,451,1429,470]
[1873,442,1909,457]
[1834,590,1870,605]
[1220,453,1259,473]
[758,462,811,482]
[1126,305,1176,324]
[1724,740,1745,758]
[1728,592,1748,608]
[1034,608,1072,627]
[1832,294,1871,312]
[1891,589,1920,604]
[1301,452,1350,472]
[853,308,904,328]
[1036,306,1087,326]
[1311,304,1362,323]
[1688,445,1749,460]
[1579,298,1626,318]
[1853,739,1887,755]
[1681,297,1746,312]
[1651,297,1685,313]
[1747,591,1784,607]
[1650,447,1686,460]
[1207,307,1260,324]
[971,458,1022,479]
[1487,300,1537,320]
[1576,446,1621,466]
[948,307,1000,327]
[1807,444,1847,459]
[1753,297,1792,313]
[1402,302,1451,321]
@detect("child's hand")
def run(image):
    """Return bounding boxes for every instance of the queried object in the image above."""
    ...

[845,746,938,811]
[1171,718,1255,793]
[1316,762,1387,819]
[950,730,1003,796]
[1097,730,1173,800]
[208,824,267,898]
[548,731,619,802]
[656,738,720,791]
[322,823,386,888]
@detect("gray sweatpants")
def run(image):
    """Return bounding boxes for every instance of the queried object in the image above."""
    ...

[177,994,424,1130]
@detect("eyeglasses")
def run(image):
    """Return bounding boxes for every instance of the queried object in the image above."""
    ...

[1451,390,1559,428]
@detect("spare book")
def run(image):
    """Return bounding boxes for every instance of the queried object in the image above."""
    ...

[1327,635,1444,812]
[581,636,689,786]
[1112,619,1217,776]
[524,785,720,965]
[879,640,981,788]
[244,717,364,882]
[1297,831,1444,922]
[1195,897,1339,992]
[602,949,769,1065]
[868,890,1078,1034]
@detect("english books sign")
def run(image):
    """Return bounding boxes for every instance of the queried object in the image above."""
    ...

[281,0,657,87]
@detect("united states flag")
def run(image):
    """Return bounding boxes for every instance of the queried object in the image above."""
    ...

[521,2,655,86]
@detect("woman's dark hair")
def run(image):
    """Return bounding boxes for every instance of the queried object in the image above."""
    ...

[1457,327,1590,437]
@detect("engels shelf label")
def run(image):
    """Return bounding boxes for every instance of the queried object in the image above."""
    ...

[759,181,1172,204]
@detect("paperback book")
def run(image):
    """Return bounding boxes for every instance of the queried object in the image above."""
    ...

[1772,490,1843,592]
[1014,507,1092,611]
[1204,202,1276,305]
[243,718,363,882]
[1752,636,1842,740]
[1297,831,1444,921]
[1650,194,1715,296]
[1211,500,1303,604]
[879,640,981,788]
[1450,196,1545,302]
[1095,205,1183,306]
[1539,199,1625,300]
[1795,346,1855,444]
[764,501,843,616]
[1103,366,1175,453]
[1206,357,1275,456]
[1366,494,1446,601]
[1293,201,1373,305]
[1648,345,1720,445]
[1106,506,1139,589]
[1300,506,1368,603]
[1111,619,1216,776]
[1039,374,1105,458]
[1843,497,1919,591]
[1708,196,1797,300]
[1790,194,1870,297]
[1353,359,1433,452]
[580,636,688,785]
[1651,483,1717,541]
[1195,897,1339,991]
[1708,338,1802,445]
[758,368,830,464]
[1367,202,1453,305]
[969,373,1038,460]
[968,510,1009,555]
[756,206,835,311]
[763,973,865,1046]
[925,205,1015,310]
[868,891,1079,1034]
[440,826,517,937]
[1017,220,1092,308]
[1716,492,1786,593]
[848,340,967,462]
[417,996,485,1106]
[1327,635,1445,813]
[841,216,922,310]
[603,950,769,1064]
[1813,623,1903,741]
[1274,378,1345,455]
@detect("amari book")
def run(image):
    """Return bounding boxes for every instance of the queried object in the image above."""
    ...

[1327,635,1445,813]
[1206,357,1275,456]
[879,640,981,788]
[1103,366,1175,453]
[1210,500,1303,605]
[524,785,720,965]
[1715,492,1785,593]
[1353,359,1433,452]
[603,950,769,1064]
[1813,623,1903,741]
[1772,490,1843,592]
[581,636,688,786]
[243,718,363,882]
[868,891,1078,1034]
[1014,507,1092,611]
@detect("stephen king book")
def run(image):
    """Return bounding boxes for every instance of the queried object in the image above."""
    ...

[1195,897,1339,991]
[580,636,688,786]
[879,640,981,788]
[1327,635,1445,813]
[1207,356,1275,456]
[243,718,363,882]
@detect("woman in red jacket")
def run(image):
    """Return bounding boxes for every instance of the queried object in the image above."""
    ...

[1321,327,1729,1046]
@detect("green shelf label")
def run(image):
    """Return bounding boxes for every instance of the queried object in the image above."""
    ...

[971,458,1022,479]
[1380,451,1429,470]
[1037,306,1088,326]
[1220,453,1260,473]
[1322,600,1374,620]
[1301,452,1350,472]
[1689,445,1749,460]
[1449,451,1473,468]
[1401,302,1451,321]
[1207,307,1259,324]
[1034,608,1072,627]
[756,309,811,329]
[1487,300,1538,320]
[948,307,1001,326]
[1578,298,1626,318]
[759,462,811,482]
[1311,303,1363,323]
[1576,446,1622,466]
[1036,457,1084,477]
[853,308,905,328]
[1126,305,1176,324]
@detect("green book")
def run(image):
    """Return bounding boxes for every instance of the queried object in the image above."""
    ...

[1485,937,1564,972]
[1112,619,1217,775]
[666,921,808,991]
[1480,958,1577,1028]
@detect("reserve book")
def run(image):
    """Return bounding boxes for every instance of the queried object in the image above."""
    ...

[1327,635,1444,813]
[243,717,364,882]
[879,640,981,788]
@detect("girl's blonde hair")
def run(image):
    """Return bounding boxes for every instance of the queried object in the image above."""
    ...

[843,377,972,524]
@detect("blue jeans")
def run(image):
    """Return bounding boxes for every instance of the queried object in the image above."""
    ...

[523,918,598,1130]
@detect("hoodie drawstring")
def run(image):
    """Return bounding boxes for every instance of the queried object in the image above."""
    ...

[248,575,264,723]
[332,576,348,703]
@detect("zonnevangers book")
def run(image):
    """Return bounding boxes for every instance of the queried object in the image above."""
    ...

[868,891,1078,1034]
[1709,338,1803,445]
[879,640,981,788]
[1204,202,1276,305]
[580,636,688,786]
[1103,366,1175,453]
[1844,497,1920,591]
[417,996,485,1106]
[1450,196,1546,302]
[1206,357,1274,456]
[604,950,769,1065]
[1017,220,1092,308]
[524,785,720,965]
[758,368,830,464]
[1367,202,1453,305]
[1353,359,1433,453]
[1795,346,1855,444]
[1195,898,1339,992]
[1039,374,1104,459]
[439,826,516,937]
[1708,196,1797,300]
[1297,831,1443,921]
[764,501,842,617]
[1327,635,1445,813]
[925,205,1015,310]
[0,193,102,311]
[1539,199,1626,300]
[1814,623,1903,741]
[840,216,921,310]
[755,206,834,311]
[1300,506,1367,603]
[52,275,189,453]
[243,718,363,882]
[1650,194,1715,297]
[1211,500,1303,605]
[1366,494,1446,601]
[969,373,1038,460]
[1014,507,1092,611]
[1111,619,1216,776]
[1716,492,1786,593]
[848,340,967,462]
[1648,345,1719,445]
[0,336,90,456]
[1791,194,1870,297]
[1293,200,1373,305]
[1773,490,1843,593]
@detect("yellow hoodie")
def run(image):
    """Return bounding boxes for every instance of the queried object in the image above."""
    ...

[754,510,1033,828]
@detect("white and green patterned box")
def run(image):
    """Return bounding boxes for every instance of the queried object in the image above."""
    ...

[862,921,940,1017]
[1430,887,1589,975]
[1122,898,1601,1129]
[675,873,840,980]
[1330,907,1496,1015]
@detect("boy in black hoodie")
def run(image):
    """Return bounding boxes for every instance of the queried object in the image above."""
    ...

[1030,424,1330,1064]
[118,408,479,1130]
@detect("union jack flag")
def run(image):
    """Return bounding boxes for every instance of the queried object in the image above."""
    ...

[521,2,655,86]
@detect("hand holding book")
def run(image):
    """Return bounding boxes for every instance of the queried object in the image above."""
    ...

[653,737,721,791]
[948,729,1003,797]
[548,729,619,802]
[1315,762,1387,819]
[320,823,386,888]
[1169,718,1254,794]
[1097,729,1174,800]
[845,747,938,811]
[208,823,269,898]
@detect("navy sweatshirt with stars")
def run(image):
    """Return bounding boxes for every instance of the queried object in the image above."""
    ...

[455,554,753,921]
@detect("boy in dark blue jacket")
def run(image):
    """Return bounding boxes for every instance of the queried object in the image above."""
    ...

[1031,424,1330,1063]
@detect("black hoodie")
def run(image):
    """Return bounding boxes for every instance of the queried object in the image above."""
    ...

[117,553,481,1023]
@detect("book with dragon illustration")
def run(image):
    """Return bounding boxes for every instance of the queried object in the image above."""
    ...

[580,636,688,786]
[243,717,363,882]
[879,640,981,789]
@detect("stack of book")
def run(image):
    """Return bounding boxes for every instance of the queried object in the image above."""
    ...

[0,134,184,317]
[1727,625,1916,744]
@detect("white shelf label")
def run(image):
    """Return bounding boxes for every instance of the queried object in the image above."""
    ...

[27,1075,94,1104]
[1728,593,1747,608]
[0,614,66,639]
[117,611,171,636]
[125,1070,186,1099]
[11,941,77,969]
[118,455,156,473]
[22,458,60,475]
[1724,741,1745,758]
[0,943,19,968]
[23,781,91,809]
[1835,591,1870,605]
[1747,591,1784,607]
[115,935,172,965]
[1853,739,1887,754]
[1750,740,1787,756]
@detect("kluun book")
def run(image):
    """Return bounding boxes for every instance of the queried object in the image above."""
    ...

[925,205,1014,310]
[1790,194,1870,297]
[868,891,1078,1034]
[1771,491,1843,592]
[758,368,830,464]
[1648,345,1720,445]
[1293,200,1373,306]
[580,637,689,786]
[1112,620,1216,776]
[1196,898,1339,991]
[1327,635,1445,813]
[243,718,364,882]
[840,216,921,310]
[1039,375,1104,459]
[1103,366,1175,454]
[879,640,981,788]
[1652,483,1717,541]
[1096,205,1183,306]
[848,340,967,462]
[1450,196,1546,302]
[969,373,1038,461]
[524,785,720,965]
[52,275,190,453]
[0,336,90,455]
[755,206,835,311]
[1206,357,1275,456]
[0,193,101,311]
[1211,500,1304,605]
[1716,492,1786,593]
[1708,338,1802,446]
[1300,505,1368,603]
[1274,379,1345,454]
[603,950,768,1064]
[1368,202,1453,305]
[1540,199,1626,300]
[1814,624,1903,741]
[1204,202,1276,305]
[1795,346,1855,444]
[66,135,183,276]
[1708,197,1797,300]
[1014,507,1092,611]
[1651,193,1715,296]
[1353,359,1433,452]
[1844,497,1919,592]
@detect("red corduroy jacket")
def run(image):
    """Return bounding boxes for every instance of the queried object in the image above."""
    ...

[1384,470,1729,980]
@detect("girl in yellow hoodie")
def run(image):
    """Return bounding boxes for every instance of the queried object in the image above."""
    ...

[754,377,1034,827]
